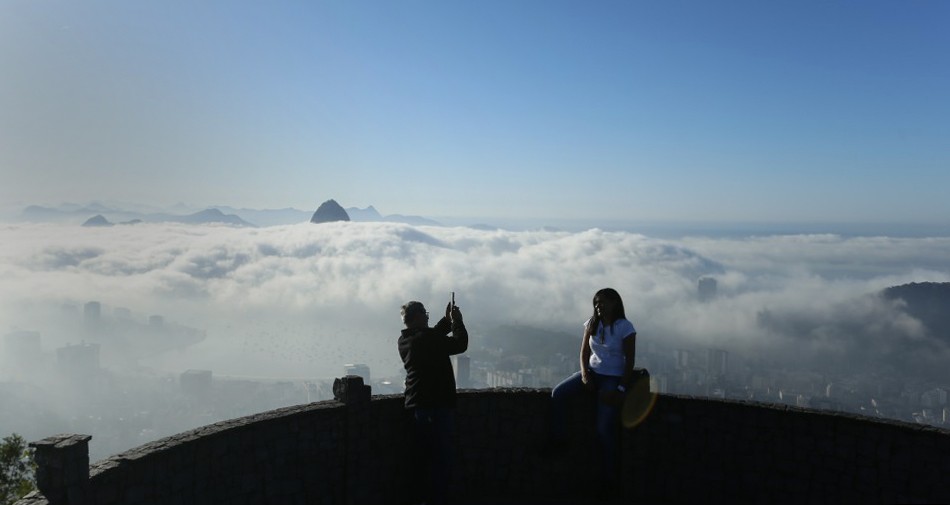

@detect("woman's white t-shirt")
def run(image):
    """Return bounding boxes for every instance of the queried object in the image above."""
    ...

[587,318,636,377]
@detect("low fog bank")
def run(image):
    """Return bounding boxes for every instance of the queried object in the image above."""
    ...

[4,222,949,379]
[2,222,950,459]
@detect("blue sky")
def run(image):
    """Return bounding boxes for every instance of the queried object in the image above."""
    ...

[2,0,948,223]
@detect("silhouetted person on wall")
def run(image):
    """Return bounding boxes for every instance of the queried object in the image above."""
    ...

[550,287,637,500]
[398,299,468,505]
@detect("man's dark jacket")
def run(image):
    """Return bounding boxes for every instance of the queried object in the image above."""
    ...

[398,316,468,409]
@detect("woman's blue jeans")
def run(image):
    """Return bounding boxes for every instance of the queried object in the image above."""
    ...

[551,371,621,479]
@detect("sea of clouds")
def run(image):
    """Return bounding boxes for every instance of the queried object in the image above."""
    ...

[2,221,950,381]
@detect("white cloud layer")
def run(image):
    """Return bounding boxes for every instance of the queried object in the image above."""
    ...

[3,222,950,380]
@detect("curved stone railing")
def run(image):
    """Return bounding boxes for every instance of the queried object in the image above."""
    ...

[17,376,950,504]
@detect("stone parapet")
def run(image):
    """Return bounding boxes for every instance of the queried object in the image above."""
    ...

[624,394,950,503]
[16,383,950,504]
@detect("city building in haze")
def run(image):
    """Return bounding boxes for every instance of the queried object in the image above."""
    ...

[707,348,729,379]
[343,363,370,382]
[698,277,717,302]
[675,349,693,369]
[454,355,471,388]
[84,301,102,326]
[181,369,213,398]
[56,342,100,376]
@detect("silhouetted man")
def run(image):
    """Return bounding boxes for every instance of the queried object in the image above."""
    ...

[398,300,468,505]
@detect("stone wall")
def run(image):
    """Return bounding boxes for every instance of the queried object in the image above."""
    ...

[17,377,950,504]
[623,395,950,504]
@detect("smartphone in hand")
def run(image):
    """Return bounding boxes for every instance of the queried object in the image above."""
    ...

[448,292,456,322]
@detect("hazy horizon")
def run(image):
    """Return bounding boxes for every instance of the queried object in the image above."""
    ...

[5,199,950,241]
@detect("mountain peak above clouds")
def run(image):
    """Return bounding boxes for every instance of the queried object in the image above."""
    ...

[181,208,255,226]
[310,199,351,223]
[81,214,113,227]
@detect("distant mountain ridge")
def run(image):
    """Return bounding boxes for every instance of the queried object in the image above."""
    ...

[24,205,254,227]
[179,209,253,226]
[19,202,441,227]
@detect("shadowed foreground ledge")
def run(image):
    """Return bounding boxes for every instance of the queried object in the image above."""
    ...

[16,376,950,504]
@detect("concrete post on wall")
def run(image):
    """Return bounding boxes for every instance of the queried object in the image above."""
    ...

[29,434,92,505]
[332,375,371,404]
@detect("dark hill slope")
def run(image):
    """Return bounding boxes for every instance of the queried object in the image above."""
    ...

[882,282,950,342]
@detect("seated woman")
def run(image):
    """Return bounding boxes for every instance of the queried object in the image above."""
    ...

[550,287,637,495]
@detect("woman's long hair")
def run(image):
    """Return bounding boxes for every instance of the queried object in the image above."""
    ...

[588,288,626,343]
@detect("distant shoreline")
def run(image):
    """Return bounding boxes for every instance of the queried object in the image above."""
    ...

[434,216,950,239]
